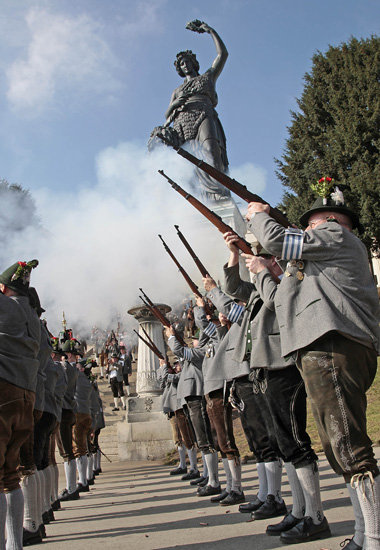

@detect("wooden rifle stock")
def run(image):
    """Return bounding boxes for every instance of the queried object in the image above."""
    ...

[133,329,166,362]
[159,137,289,228]
[158,170,253,255]
[139,288,187,347]
[174,225,208,277]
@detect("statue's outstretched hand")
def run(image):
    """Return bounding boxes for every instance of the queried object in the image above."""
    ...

[186,20,211,34]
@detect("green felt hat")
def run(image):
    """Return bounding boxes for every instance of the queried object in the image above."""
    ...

[0,259,39,295]
[299,177,359,229]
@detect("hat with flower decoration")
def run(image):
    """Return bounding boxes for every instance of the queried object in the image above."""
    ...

[299,177,359,229]
[0,259,39,295]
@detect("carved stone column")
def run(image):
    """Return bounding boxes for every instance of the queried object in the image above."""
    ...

[127,303,170,397]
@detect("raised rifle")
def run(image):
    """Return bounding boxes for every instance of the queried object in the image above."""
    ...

[158,234,214,317]
[139,288,187,347]
[158,137,289,228]
[174,225,208,277]
[159,170,253,255]
[133,329,167,363]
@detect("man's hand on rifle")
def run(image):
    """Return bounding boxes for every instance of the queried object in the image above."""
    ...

[219,312,228,326]
[164,325,176,339]
[242,253,269,274]
[195,296,205,308]
[223,231,240,267]
[159,358,167,367]
[245,202,270,222]
[202,275,217,292]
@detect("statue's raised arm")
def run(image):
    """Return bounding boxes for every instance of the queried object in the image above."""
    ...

[186,20,228,81]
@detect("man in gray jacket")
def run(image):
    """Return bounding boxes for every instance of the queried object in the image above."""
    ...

[246,181,379,549]
[0,260,40,550]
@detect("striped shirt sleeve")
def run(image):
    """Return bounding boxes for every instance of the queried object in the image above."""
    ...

[281,228,304,260]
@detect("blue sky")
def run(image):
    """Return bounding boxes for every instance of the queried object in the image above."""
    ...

[0,0,378,207]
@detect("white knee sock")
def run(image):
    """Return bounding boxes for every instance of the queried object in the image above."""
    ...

[0,492,6,550]
[222,458,232,493]
[177,446,187,469]
[97,449,102,471]
[52,464,59,503]
[76,456,88,486]
[5,488,24,550]
[35,470,43,527]
[37,469,45,519]
[347,483,365,547]
[201,451,208,478]
[228,458,242,493]
[285,462,305,519]
[21,473,39,533]
[265,460,283,502]
[121,396,127,408]
[205,452,219,487]
[352,473,380,550]
[87,454,94,481]
[43,467,52,512]
[256,462,268,502]
[113,397,119,409]
[64,460,77,494]
[187,447,198,471]
[126,386,130,396]
[296,463,324,524]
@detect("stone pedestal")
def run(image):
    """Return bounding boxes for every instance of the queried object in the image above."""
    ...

[117,304,174,460]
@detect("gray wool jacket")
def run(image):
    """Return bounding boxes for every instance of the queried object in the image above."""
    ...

[34,322,54,411]
[43,357,59,417]
[61,361,78,411]
[0,293,40,392]
[224,264,292,369]
[74,370,93,415]
[157,364,181,413]
[54,361,68,422]
[249,213,380,357]
[168,337,205,404]
[90,385,105,430]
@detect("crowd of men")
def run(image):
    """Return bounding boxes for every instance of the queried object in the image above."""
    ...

[0,263,108,549]
[157,181,380,549]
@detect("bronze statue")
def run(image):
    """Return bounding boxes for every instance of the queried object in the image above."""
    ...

[150,20,231,201]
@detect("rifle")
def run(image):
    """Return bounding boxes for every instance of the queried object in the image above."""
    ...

[174,225,208,277]
[158,234,215,317]
[133,329,166,362]
[159,171,253,255]
[139,288,187,347]
[159,137,290,228]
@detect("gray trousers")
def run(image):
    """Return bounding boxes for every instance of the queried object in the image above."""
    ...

[297,331,379,482]
[185,396,215,454]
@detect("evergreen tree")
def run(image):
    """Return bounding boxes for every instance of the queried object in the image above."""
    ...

[276,36,380,252]
[0,178,40,233]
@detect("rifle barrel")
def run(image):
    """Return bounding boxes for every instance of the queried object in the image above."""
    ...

[174,225,208,277]
[159,171,253,256]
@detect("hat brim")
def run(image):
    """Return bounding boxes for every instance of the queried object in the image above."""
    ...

[299,205,360,230]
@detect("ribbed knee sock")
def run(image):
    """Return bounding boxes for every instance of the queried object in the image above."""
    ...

[222,458,232,493]
[187,447,198,471]
[228,457,242,493]
[205,452,219,487]
[76,456,88,486]
[353,473,380,550]
[64,460,77,494]
[285,462,305,519]
[256,462,268,502]
[21,473,39,533]
[0,492,6,550]
[177,446,187,469]
[265,460,283,503]
[296,462,324,525]
[5,488,24,550]
[346,482,365,547]
[87,455,94,481]
[43,467,52,512]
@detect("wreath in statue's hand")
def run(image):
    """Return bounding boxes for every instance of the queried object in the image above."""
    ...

[186,20,210,34]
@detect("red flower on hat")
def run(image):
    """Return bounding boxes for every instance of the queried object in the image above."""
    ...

[318,177,332,183]
[18,261,27,267]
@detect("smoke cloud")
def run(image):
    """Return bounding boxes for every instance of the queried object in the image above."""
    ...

[1,141,266,338]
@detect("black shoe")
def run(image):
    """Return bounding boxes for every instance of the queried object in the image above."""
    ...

[197,484,222,497]
[39,524,46,538]
[123,405,126,410]
[266,512,302,536]
[280,516,331,544]
[220,490,245,506]
[93,468,102,476]
[99,376,104,379]
[59,487,80,501]
[52,499,61,511]
[190,475,207,486]
[112,407,119,411]
[210,489,229,503]
[340,538,362,550]
[198,476,209,487]
[181,469,200,481]
[87,477,95,485]
[23,528,43,546]
[77,482,89,493]
[42,511,50,525]
[239,495,264,513]
[170,466,187,476]
[252,494,287,520]
[47,508,55,521]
